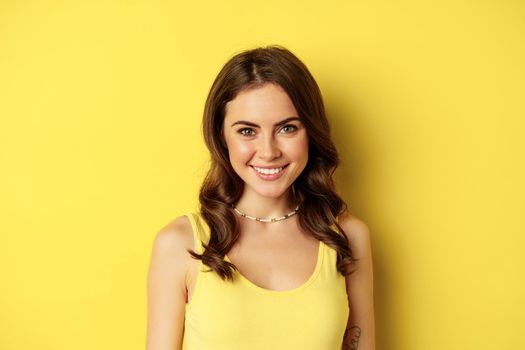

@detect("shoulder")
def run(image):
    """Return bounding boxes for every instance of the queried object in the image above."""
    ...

[336,210,372,259]
[149,214,196,278]
[153,214,195,252]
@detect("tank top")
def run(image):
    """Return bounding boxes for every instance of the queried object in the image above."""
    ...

[181,211,350,350]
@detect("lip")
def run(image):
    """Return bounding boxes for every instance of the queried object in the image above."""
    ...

[250,164,289,181]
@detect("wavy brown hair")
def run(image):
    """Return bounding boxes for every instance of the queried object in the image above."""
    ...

[188,45,359,281]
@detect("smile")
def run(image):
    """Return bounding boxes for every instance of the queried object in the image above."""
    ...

[250,164,289,180]
[253,166,285,174]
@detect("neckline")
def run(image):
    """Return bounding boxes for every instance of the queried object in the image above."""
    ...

[224,240,324,295]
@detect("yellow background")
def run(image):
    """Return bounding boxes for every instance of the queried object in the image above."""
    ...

[1,1,524,349]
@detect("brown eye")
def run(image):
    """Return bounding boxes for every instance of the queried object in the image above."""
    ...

[280,124,298,133]
[238,128,255,136]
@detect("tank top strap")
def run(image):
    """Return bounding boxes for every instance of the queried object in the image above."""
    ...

[184,211,210,255]
[322,217,343,273]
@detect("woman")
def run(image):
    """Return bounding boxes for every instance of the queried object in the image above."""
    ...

[146,45,376,350]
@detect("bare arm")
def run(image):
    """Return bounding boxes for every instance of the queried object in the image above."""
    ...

[146,217,192,350]
[339,214,376,350]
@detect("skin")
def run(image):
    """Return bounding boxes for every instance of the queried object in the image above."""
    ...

[338,210,376,350]
[146,82,376,349]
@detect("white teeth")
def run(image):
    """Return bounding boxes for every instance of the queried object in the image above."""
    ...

[253,166,284,175]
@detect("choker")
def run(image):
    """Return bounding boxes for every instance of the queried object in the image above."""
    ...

[231,204,300,223]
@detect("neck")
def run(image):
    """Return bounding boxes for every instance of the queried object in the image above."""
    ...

[233,188,297,219]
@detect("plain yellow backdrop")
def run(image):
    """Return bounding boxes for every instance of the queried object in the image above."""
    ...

[1,0,524,349]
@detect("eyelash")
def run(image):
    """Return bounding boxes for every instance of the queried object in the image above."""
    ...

[237,124,298,137]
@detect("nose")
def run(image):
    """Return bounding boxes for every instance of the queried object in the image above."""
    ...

[258,133,281,161]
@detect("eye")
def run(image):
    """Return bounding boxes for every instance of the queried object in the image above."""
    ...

[280,124,298,133]
[238,127,255,136]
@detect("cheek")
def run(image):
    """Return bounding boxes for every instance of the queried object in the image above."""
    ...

[228,139,254,162]
[284,136,309,161]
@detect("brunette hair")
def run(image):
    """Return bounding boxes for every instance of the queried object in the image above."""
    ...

[188,45,359,281]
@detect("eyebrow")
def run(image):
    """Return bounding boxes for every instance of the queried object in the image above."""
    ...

[230,117,301,128]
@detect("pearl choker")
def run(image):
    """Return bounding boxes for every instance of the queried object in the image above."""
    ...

[231,204,300,223]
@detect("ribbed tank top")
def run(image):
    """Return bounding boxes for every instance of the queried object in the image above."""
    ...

[182,212,350,350]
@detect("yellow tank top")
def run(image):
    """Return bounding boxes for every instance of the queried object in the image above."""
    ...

[182,211,350,350]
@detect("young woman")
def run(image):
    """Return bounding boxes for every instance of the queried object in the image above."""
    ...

[146,45,376,350]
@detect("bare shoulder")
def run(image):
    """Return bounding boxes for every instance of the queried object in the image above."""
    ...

[336,211,372,259]
[153,214,195,253]
[148,214,196,286]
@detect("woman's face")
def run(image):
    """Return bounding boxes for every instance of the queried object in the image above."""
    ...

[222,83,309,199]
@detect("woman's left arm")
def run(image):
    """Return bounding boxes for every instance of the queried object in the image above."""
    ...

[339,214,376,350]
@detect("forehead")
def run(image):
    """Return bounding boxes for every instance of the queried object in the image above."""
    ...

[224,83,299,122]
